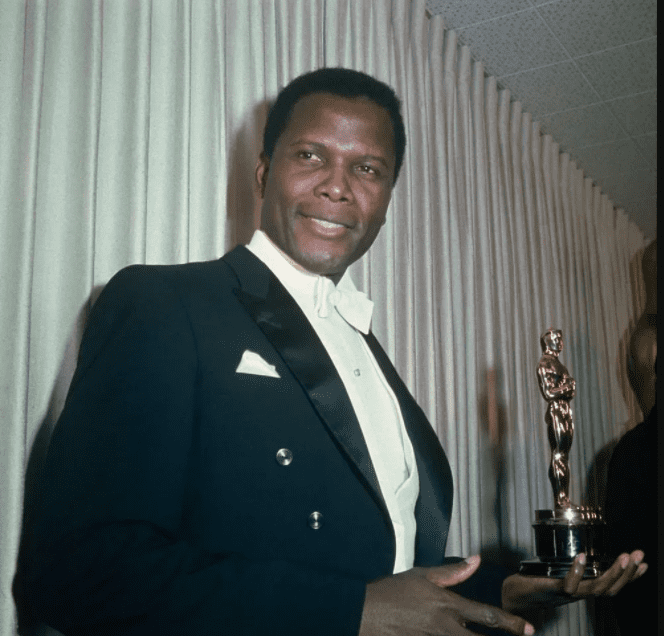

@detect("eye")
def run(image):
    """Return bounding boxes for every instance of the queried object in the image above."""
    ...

[356,165,379,177]
[297,151,322,162]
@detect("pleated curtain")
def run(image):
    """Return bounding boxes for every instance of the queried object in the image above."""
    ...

[0,2,647,635]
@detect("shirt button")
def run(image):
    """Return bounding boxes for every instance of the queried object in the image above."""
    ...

[354,369,361,376]
[275,448,293,466]
[308,511,323,530]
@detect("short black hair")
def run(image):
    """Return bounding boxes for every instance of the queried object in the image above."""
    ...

[262,67,406,182]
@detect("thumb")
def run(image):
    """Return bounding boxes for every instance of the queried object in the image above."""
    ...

[425,555,481,588]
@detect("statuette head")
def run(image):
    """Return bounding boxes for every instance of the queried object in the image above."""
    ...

[541,329,563,354]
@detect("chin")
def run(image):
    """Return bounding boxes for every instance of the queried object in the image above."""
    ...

[299,255,346,278]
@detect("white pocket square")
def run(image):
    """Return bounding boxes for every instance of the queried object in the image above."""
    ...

[235,350,281,378]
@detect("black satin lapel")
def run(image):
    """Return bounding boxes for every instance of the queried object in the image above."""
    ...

[363,332,453,564]
[223,247,386,510]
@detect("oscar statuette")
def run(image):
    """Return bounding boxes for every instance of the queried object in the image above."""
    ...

[519,329,610,578]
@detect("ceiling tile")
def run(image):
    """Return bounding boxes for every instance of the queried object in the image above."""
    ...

[575,38,657,101]
[633,132,657,170]
[572,139,651,180]
[621,198,657,240]
[536,0,658,58]
[539,103,627,151]
[424,0,657,238]
[498,61,599,119]
[455,9,568,76]
[425,0,532,26]
[606,91,657,136]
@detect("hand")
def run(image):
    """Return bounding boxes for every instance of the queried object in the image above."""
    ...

[359,556,535,635]
[502,551,647,614]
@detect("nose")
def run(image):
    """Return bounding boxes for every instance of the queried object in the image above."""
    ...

[314,165,352,203]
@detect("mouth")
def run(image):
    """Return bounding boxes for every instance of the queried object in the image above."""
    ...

[300,214,351,235]
[311,218,347,229]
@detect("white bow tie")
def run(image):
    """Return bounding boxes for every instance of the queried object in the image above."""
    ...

[314,276,374,334]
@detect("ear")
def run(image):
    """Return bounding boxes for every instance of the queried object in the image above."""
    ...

[255,153,270,198]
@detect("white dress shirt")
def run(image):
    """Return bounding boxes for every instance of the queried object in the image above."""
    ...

[246,230,419,573]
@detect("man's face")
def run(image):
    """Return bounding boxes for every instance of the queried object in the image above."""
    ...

[256,92,396,281]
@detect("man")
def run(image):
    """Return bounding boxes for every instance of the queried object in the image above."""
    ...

[626,239,657,421]
[25,68,645,636]
[605,239,656,634]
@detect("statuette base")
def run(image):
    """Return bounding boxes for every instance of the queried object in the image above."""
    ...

[519,508,610,579]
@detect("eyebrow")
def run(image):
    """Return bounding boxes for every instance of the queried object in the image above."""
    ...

[289,140,391,168]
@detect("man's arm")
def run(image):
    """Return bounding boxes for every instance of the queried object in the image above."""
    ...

[25,266,366,636]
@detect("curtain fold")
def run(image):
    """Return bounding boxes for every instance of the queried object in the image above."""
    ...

[1,2,647,635]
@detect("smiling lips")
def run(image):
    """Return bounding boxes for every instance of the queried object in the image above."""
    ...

[301,214,350,236]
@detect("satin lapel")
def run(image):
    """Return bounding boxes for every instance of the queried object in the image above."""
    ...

[222,247,386,511]
[363,332,453,565]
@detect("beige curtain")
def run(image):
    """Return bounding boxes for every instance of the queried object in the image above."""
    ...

[1,2,647,635]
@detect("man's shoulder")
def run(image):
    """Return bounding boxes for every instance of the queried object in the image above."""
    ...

[106,246,258,295]
[74,250,265,365]
[112,256,228,283]
[98,260,211,305]
[93,249,260,317]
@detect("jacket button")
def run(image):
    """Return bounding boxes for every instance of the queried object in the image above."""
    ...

[276,448,293,466]
[308,511,323,530]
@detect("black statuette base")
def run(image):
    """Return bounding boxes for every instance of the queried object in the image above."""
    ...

[519,508,610,579]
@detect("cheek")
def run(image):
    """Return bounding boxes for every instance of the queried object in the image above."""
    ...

[281,165,318,192]
[360,192,390,229]
[275,180,313,216]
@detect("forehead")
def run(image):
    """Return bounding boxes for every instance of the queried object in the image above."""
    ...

[279,92,395,152]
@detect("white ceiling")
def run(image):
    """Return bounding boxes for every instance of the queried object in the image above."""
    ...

[425,0,657,240]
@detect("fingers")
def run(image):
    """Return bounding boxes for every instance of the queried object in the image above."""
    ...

[628,550,646,578]
[564,552,624,596]
[605,551,646,596]
[565,551,648,598]
[362,567,536,636]
[634,562,648,579]
[449,592,535,635]
[562,553,586,594]
[597,554,636,596]
[426,555,481,588]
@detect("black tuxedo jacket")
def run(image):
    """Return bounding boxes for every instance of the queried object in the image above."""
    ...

[26,247,492,635]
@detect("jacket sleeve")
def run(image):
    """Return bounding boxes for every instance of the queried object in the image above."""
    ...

[25,265,366,636]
